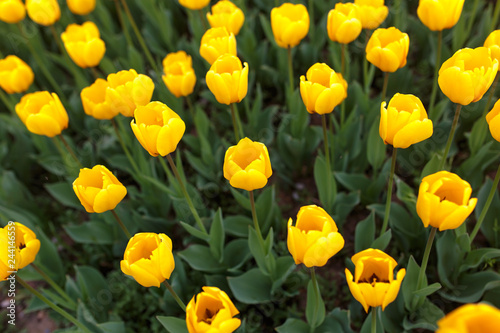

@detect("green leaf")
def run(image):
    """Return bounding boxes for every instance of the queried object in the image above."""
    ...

[460,248,500,273]
[178,244,226,273]
[180,222,210,242]
[440,271,500,303]
[275,319,310,333]
[64,222,115,245]
[228,268,272,304]
[367,120,386,172]
[402,256,423,311]
[413,282,442,297]
[468,117,489,155]
[354,213,375,253]
[230,188,251,211]
[402,299,443,331]
[98,322,126,333]
[248,227,274,276]
[371,230,392,251]
[223,239,251,272]
[223,215,253,237]
[420,153,441,179]
[157,316,188,333]
[271,256,295,293]
[209,208,225,261]
[314,155,336,211]
[75,266,111,312]
[306,279,326,329]
[316,309,353,333]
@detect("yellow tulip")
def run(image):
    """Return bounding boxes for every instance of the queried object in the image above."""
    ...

[438,47,498,106]
[416,171,477,231]
[287,205,344,267]
[207,0,245,35]
[354,0,388,30]
[120,233,175,288]
[162,51,196,98]
[223,137,272,191]
[366,27,409,73]
[0,0,26,24]
[179,0,209,11]
[300,63,347,115]
[327,3,362,44]
[80,78,124,120]
[61,21,106,68]
[26,0,60,26]
[15,91,68,137]
[486,100,500,142]
[200,27,237,65]
[484,30,500,68]
[186,286,241,333]
[0,55,34,94]
[206,54,248,105]
[436,303,500,333]
[345,248,406,312]
[130,101,186,157]
[66,0,96,16]
[271,3,309,49]
[417,0,464,31]
[379,93,433,148]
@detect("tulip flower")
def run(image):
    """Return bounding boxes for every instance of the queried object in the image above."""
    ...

[26,0,60,26]
[179,0,209,11]
[486,99,500,142]
[120,233,175,288]
[0,55,34,94]
[327,3,362,44]
[416,171,477,231]
[162,51,197,98]
[73,165,128,213]
[366,27,410,73]
[417,0,464,31]
[379,94,433,148]
[66,0,96,16]
[436,303,500,333]
[1,222,40,281]
[270,3,309,49]
[345,248,406,312]
[80,79,123,120]
[300,63,347,115]
[287,205,344,267]
[484,30,500,67]
[199,27,237,65]
[354,0,388,30]
[0,0,26,24]
[207,0,245,35]
[438,47,498,106]
[186,286,241,333]
[61,21,105,69]
[223,137,272,191]
[15,91,68,137]
[206,54,248,105]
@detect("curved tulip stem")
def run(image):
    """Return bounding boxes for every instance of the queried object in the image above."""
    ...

[287,46,294,97]
[322,114,331,171]
[58,135,83,169]
[381,72,389,104]
[439,104,462,171]
[32,264,76,309]
[111,118,140,175]
[341,43,346,79]
[198,9,207,31]
[428,30,442,121]
[163,280,186,312]
[249,191,266,249]
[414,227,437,306]
[492,0,500,32]
[470,164,500,244]
[113,0,133,47]
[309,267,323,332]
[49,25,67,59]
[380,148,397,236]
[230,103,240,142]
[482,74,499,118]
[111,210,132,239]
[371,306,377,333]
[90,67,100,80]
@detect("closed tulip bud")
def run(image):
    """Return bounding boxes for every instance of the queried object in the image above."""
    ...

[186,286,241,333]
[271,3,309,49]
[287,205,344,267]
[486,100,500,142]
[438,47,498,106]
[66,0,96,16]
[379,94,433,148]
[162,51,196,98]
[207,0,245,35]
[417,0,464,31]
[300,63,347,115]
[327,3,362,44]
[0,55,34,94]
[120,233,175,288]
[200,27,237,65]
[1,222,40,281]
[484,30,500,68]
[366,27,409,73]
[15,91,68,137]
[223,138,272,191]
[179,0,209,11]
[73,165,127,213]
[61,21,105,68]
[130,102,186,157]
[80,78,123,120]
[0,0,26,24]
[345,248,406,312]
[416,171,477,231]
[26,0,60,26]
[436,303,500,333]
[206,54,248,105]
[354,0,388,30]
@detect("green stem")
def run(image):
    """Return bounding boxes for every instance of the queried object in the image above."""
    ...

[90,66,100,80]
[463,0,480,48]
[32,264,76,308]
[415,227,437,296]
[114,0,133,47]
[428,30,442,121]
[287,46,294,97]
[482,74,499,117]
[163,280,186,312]
[230,103,240,142]
[308,0,314,40]
[185,95,195,120]
[341,43,346,79]
[439,104,462,171]
[492,0,500,32]
[380,148,397,236]
[111,118,140,175]
[198,9,207,30]
[58,135,83,168]
[111,210,132,239]
[275,0,279,7]
[394,0,401,28]
[249,191,266,250]
[381,72,389,104]
[49,25,66,57]
[322,114,331,171]
[309,267,322,332]
[371,306,377,333]
[0,88,15,115]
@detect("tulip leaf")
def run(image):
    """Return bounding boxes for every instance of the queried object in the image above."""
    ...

[223,215,253,237]
[402,256,424,312]
[367,119,386,173]
[332,191,360,226]
[413,282,442,297]
[230,188,251,211]
[468,117,489,155]
[275,318,310,333]
[223,239,252,272]
[76,301,105,333]
[271,256,296,293]
[64,222,115,245]
[420,153,441,180]
[475,177,500,247]
[354,212,375,253]
[306,279,326,329]
[371,230,392,252]
[228,268,272,304]
[179,222,210,242]
[460,248,500,273]
[402,299,443,331]
[75,266,112,317]
[248,226,275,277]
[455,233,471,253]
[314,155,336,212]
[436,230,462,290]
[439,271,500,303]
[178,244,226,273]
[156,316,188,333]
[45,182,83,209]
[209,208,225,262]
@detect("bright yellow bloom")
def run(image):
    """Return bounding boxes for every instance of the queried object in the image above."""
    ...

[271,3,309,49]
[66,0,96,16]
[207,0,245,35]
[61,21,105,68]
[0,55,34,94]
[15,91,68,137]
[120,233,175,288]
[486,99,500,142]
[287,205,344,267]
[162,51,196,98]
[179,0,209,11]
[80,78,123,120]
[438,47,498,106]
[206,54,248,105]
[416,171,477,231]
[484,30,500,69]
[417,0,464,31]
[345,248,406,312]
[327,3,362,44]
[1,222,40,281]
[26,0,60,26]
[379,93,433,148]
[300,63,347,115]
[200,27,237,65]
[130,102,186,157]
[223,138,272,191]
[186,286,241,333]
[354,0,388,30]
[366,27,409,73]
[0,0,26,24]
[436,303,500,333]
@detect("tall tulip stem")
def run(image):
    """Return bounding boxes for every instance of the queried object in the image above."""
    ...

[32,264,76,309]
[463,0,480,48]
[58,135,82,168]
[380,148,397,236]
[414,227,437,306]
[309,267,323,332]
[111,210,132,239]
[198,9,208,31]
[186,96,195,119]
[0,89,15,115]
[249,191,266,250]
[428,30,442,121]
[308,0,314,40]
[439,104,462,171]
[363,30,374,94]
[230,103,240,142]
[340,44,347,128]
[114,0,133,47]
[163,280,186,312]
[287,46,294,97]
[111,118,140,175]
[482,74,499,117]
[371,306,377,333]
[492,0,500,32]
[381,72,389,103]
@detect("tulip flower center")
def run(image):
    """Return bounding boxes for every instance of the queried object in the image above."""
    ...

[19,243,26,250]
[360,273,388,286]
[433,180,465,205]
[196,297,223,324]
[232,146,260,169]
[167,63,184,76]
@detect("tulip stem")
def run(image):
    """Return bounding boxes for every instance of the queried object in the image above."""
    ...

[341,44,346,79]
[492,0,500,33]
[309,267,323,331]
[90,67,100,80]
[32,264,76,309]
[114,0,134,48]
[249,191,266,253]
[163,280,186,312]
[16,275,93,333]
[49,25,67,61]
[0,89,15,115]
[308,0,314,41]
[287,46,294,97]
[165,155,208,234]
[482,74,499,118]
[470,164,500,244]
[414,227,437,305]
[322,114,331,171]
[185,96,195,120]
[363,30,374,95]
[230,103,240,142]
[380,148,397,236]
[439,104,462,171]
[58,135,83,169]
[111,118,141,175]
[463,0,480,48]
[371,306,377,333]
[111,210,132,239]
[198,9,207,31]
[381,72,389,104]
[428,30,442,121]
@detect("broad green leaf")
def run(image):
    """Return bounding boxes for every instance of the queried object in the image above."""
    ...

[275,318,310,333]
[354,213,375,253]
[306,279,325,329]
[157,316,188,333]
[209,208,225,261]
[178,245,226,273]
[227,268,272,304]
[64,222,115,245]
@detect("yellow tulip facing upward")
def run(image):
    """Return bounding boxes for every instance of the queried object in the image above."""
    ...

[345,248,406,312]
[436,303,500,333]
[271,3,309,49]
[207,0,245,35]
[417,0,464,31]
[80,78,123,120]
[26,0,60,26]
[178,0,210,11]
[486,100,500,142]
[200,27,237,65]
[206,54,248,105]
[0,0,26,24]
[61,21,106,69]
[0,55,34,94]
[66,0,96,16]
[162,51,196,98]
[354,0,388,30]
[484,30,500,68]
[366,27,410,73]
[327,3,362,44]
[1,222,40,281]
